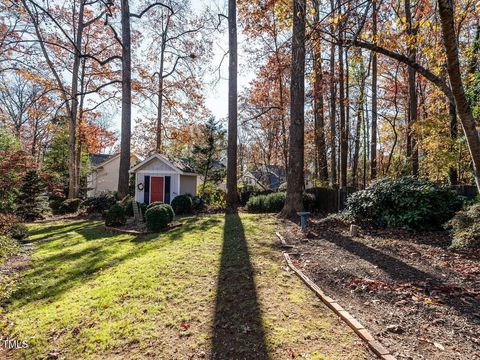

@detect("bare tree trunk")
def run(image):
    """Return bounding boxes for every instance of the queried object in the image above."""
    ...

[438,0,480,190]
[448,101,458,184]
[118,0,132,199]
[405,0,419,176]
[313,0,328,182]
[68,0,85,199]
[156,74,164,152]
[329,0,337,186]
[353,68,366,187]
[280,0,306,218]
[338,2,347,189]
[156,14,169,153]
[226,0,238,210]
[370,0,378,179]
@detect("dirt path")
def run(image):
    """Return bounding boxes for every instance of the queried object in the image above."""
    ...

[285,218,480,360]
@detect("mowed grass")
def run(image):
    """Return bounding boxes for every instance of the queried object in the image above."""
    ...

[1,214,370,359]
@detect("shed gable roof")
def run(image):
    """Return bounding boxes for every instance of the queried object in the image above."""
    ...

[129,153,197,175]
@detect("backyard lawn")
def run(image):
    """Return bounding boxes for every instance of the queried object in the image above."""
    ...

[0,214,371,359]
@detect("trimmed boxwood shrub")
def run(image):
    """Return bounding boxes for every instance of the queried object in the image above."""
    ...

[7,223,28,240]
[246,194,267,212]
[247,192,286,213]
[344,176,463,230]
[446,203,480,249]
[171,194,193,215]
[145,205,171,231]
[146,201,164,210]
[82,192,117,214]
[59,198,82,214]
[159,204,175,222]
[105,203,127,226]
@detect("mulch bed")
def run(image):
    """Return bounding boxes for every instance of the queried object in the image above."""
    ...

[283,217,480,360]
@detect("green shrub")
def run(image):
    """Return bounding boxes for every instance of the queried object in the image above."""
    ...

[59,198,82,214]
[171,195,193,215]
[139,203,148,221]
[49,194,65,214]
[121,195,134,217]
[246,194,267,213]
[105,203,127,227]
[159,204,175,222]
[7,223,28,240]
[247,192,286,213]
[264,192,286,212]
[189,194,205,211]
[16,170,46,221]
[147,201,164,210]
[446,203,480,249]
[199,182,226,208]
[81,192,117,214]
[145,205,171,231]
[0,235,19,262]
[0,213,19,235]
[238,185,271,205]
[345,176,463,230]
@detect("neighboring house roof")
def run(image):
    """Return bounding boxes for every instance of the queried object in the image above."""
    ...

[89,153,141,169]
[129,153,199,175]
[89,153,118,167]
[243,165,286,190]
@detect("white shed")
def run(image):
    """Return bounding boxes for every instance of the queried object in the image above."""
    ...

[129,153,199,204]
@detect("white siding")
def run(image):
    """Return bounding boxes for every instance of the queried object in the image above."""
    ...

[135,172,145,203]
[93,156,121,195]
[138,157,177,172]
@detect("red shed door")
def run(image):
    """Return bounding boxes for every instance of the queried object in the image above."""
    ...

[150,177,164,203]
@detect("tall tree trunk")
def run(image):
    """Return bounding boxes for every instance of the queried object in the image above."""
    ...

[438,0,480,190]
[329,0,337,186]
[280,0,306,218]
[405,0,419,176]
[448,101,458,184]
[226,0,238,210]
[313,0,328,182]
[68,0,85,199]
[75,58,87,196]
[370,0,378,179]
[156,74,164,152]
[338,1,347,189]
[353,69,366,187]
[156,15,169,153]
[118,0,132,199]
[272,14,288,174]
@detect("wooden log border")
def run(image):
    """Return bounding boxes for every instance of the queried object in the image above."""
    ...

[283,252,396,360]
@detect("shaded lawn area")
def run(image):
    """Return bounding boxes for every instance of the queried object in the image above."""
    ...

[1,214,370,359]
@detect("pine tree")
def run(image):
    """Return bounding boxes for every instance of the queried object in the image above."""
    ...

[17,170,47,221]
[191,117,226,195]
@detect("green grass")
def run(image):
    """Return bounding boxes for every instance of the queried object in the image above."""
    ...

[1,214,369,359]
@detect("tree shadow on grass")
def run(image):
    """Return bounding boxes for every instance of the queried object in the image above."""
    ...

[322,232,480,324]
[211,214,269,360]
